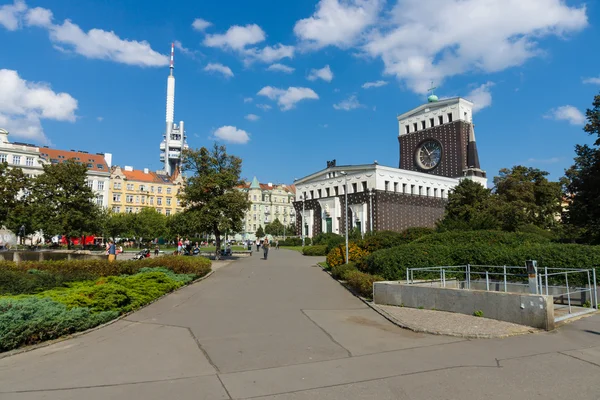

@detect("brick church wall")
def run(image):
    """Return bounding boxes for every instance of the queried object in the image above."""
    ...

[375,191,447,231]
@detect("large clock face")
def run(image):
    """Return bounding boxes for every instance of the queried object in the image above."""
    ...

[415,139,442,170]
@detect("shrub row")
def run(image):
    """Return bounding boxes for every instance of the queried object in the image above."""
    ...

[330,262,358,280]
[344,271,384,299]
[0,256,211,295]
[280,237,312,247]
[0,268,198,352]
[302,245,328,256]
[412,230,551,246]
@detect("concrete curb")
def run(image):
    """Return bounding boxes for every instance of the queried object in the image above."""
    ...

[0,269,216,360]
[314,263,538,340]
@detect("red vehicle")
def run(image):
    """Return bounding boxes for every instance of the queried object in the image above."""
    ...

[59,235,98,246]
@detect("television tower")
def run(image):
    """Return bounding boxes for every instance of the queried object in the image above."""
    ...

[160,42,188,176]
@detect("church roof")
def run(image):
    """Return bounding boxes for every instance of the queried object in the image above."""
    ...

[396,97,472,121]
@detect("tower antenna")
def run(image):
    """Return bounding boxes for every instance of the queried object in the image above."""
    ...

[170,42,174,76]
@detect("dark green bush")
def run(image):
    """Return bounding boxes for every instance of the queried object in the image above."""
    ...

[331,262,358,280]
[413,230,550,246]
[302,245,328,256]
[344,271,384,298]
[358,230,412,253]
[312,233,345,252]
[0,256,211,295]
[0,297,118,352]
[280,237,311,246]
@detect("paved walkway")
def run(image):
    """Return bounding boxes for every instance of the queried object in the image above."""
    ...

[1,249,599,399]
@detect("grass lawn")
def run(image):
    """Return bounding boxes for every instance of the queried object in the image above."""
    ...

[280,246,304,252]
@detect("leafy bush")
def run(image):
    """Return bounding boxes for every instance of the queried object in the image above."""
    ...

[358,230,413,253]
[280,237,311,246]
[326,242,369,268]
[344,271,384,298]
[312,233,346,253]
[302,245,328,256]
[399,227,436,242]
[0,256,211,295]
[413,230,550,247]
[331,262,358,280]
[0,297,118,352]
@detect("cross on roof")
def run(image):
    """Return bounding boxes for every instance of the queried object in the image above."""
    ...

[428,81,437,95]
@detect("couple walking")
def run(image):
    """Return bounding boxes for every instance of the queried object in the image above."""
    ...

[262,238,270,260]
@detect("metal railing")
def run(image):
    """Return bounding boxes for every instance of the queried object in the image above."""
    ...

[406,265,599,315]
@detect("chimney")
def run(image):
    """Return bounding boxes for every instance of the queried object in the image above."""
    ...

[144,168,149,174]
[268,182,273,187]
[124,166,133,172]
[103,153,112,168]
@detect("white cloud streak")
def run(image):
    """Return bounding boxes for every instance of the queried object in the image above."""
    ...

[267,63,295,73]
[544,105,585,125]
[308,65,333,82]
[192,18,212,32]
[0,69,78,144]
[583,76,600,85]
[204,63,234,78]
[257,86,319,111]
[362,80,388,89]
[245,114,260,121]
[466,82,494,113]
[0,0,26,31]
[204,24,265,50]
[213,125,250,144]
[333,95,363,111]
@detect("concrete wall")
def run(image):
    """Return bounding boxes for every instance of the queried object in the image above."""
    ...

[374,281,555,330]
[0,251,108,263]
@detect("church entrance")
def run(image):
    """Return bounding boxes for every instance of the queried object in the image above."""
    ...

[325,218,332,233]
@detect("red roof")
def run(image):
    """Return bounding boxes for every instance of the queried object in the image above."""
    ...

[238,181,295,193]
[40,148,109,173]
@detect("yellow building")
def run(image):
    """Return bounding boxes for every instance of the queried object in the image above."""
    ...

[109,165,184,215]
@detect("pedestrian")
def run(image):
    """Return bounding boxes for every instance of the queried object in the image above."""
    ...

[275,239,279,250]
[154,244,159,256]
[263,237,269,260]
[177,238,182,255]
[108,240,116,262]
[256,238,260,252]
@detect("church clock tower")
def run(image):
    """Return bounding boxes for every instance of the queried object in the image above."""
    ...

[397,86,486,186]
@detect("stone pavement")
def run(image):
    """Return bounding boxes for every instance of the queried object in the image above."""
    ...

[1,249,599,399]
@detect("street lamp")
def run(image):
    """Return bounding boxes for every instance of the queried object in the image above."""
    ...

[340,171,349,264]
[368,188,375,233]
[300,195,306,247]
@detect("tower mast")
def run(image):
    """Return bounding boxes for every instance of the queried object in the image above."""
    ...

[164,43,175,175]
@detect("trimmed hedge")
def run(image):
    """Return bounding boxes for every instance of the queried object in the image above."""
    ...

[364,242,600,287]
[331,262,358,280]
[302,245,328,256]
[0,256,211,295]
[280,237,312,246]
[412,230,551,246]
[344,271,384,299]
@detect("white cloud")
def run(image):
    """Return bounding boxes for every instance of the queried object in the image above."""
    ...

[362,80,388,89]
[203,24,265,50]
[174,40,198,58]
[204,63,234,78]
[294,0,382,49]
[0,0,26,31]
[544,105,585,125]
[333,95,363,111]
[466,82,494,113]
[308,65,333,82]
[245,114,260,121]
[244,97,253,103]
[363,0,588,94]
[267,63,295,73]
[256,103,272,111]
[192,18,212,32]
[257,86,319,111]
[0,69,78,144]
[25,6,52,27]
[583,76,600,85]
[243,44,294,64]
[213,126,250,144]
[97,116,103,122]
[525,157,562,164]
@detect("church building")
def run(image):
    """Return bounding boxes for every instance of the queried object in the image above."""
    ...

[292,94,486,238]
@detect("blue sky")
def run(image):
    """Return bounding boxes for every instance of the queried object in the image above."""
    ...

[0,0,599,185]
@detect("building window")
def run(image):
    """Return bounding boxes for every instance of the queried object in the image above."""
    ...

[0,154,7,163]
[403,183,407,194]
[157,197,162,205]
[447,113,453,122]
[166,209,171,216]
[126,195,134,203]
[97,164,104,170]
[98,181,104,190]
[421,121,426,130]
[150,197,154,205]
[112,206,120,213]
[139,185,146,192]
[12,155,21,165]
[87,181,94,189]
[158,187,162,194]
[113,194,121,202]
[441,189,445,198]
[362,181,367,191]
[253,195,257,200]
[135,196,140,203]
[334,186,339,196]
[326,187,330,197]
[317,189,322,198]
[352,183,357,193]
[156,208,162,213]
[419,186,423,196]
[253,205,257,211]
[126,184,134,191]
[405,125,410,134]
[125,206,133,213]
[429,118,434,127]
[141,197,146,204]
[434,188,438,198]
[426,187,430,196]
[167,187,171,194]
[150,186,154,193]
[394,182,398,192]
[413,122,418,131]
[166,197,171,206]
[253,214,257,221]
[438,115,444,125]
[310,190,314,199]
[26,157,34,166]
[253,224,256,231]
[96,196,103,206]
[113,182,121,190]
[411,185,415,195]
[385,181,389,191]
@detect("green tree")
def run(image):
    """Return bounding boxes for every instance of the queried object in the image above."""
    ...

[127,208,167,242]
[437,178,500,231]
[0,163,29,229]
[493,166,562,231]
[564,92,600,243]
[30,160,101,249]
[255,225,265,238]
[100,211,129,241]
[264,218,284,236]
[180,144,251,258]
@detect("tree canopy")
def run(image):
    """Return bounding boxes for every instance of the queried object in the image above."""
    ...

[264,218,285,236]
[180,144,250,257]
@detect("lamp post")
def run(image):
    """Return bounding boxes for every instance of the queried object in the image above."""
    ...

[368,188,374,233]
[340,171,349,264]
[301,195,306,247]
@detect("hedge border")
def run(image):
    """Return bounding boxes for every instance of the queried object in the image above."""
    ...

[0,269,215,360]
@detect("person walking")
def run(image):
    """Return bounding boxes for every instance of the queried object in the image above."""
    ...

[275,239,279,250]
[108,240,116,262]
[154,244,159,257]
[256,238,260,252]
[263,237,269,260]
